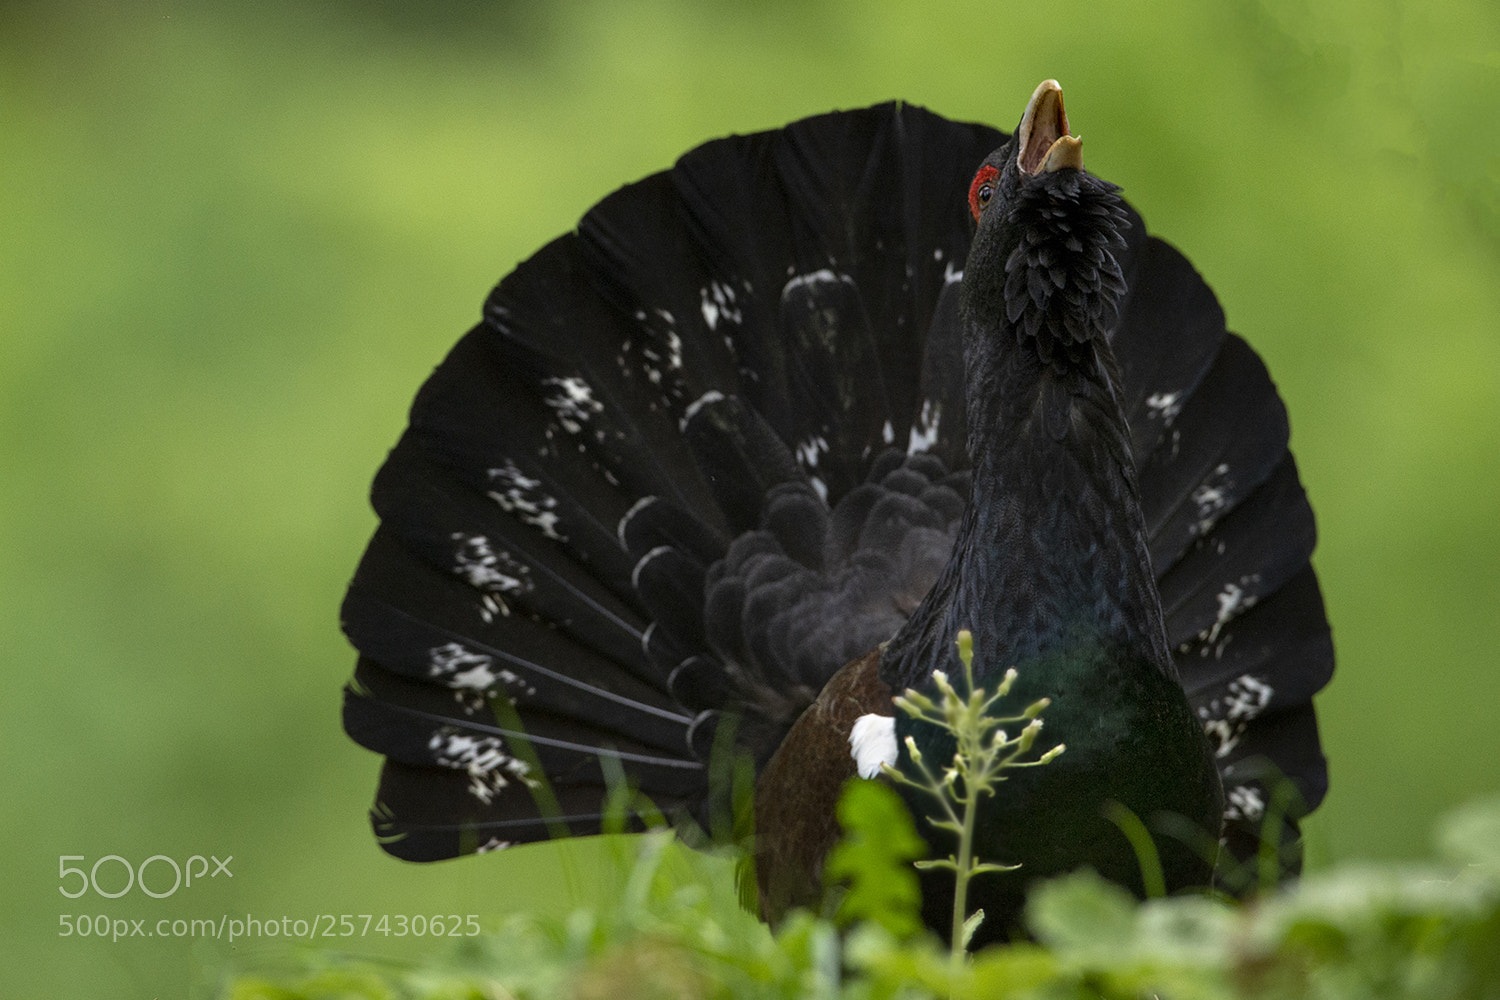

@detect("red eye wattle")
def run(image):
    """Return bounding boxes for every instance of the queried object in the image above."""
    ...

[968,164,1000,220]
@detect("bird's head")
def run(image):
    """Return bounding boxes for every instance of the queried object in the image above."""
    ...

[962,80,1129,373]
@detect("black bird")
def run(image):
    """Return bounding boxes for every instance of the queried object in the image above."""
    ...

[341,81,1333,943]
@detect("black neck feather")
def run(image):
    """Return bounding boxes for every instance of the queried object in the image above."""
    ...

[882,169,1169,691]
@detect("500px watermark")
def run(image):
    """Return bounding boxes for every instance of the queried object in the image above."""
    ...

[59,913,483,943]
[59,854,233,899]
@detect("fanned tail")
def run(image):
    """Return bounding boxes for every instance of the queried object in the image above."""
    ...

[342,103,1000,858]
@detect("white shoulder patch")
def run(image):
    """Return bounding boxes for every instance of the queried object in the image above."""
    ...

[849,713,898,779]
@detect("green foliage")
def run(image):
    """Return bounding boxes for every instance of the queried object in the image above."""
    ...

[225,796,1500,1000]
[223,635,1500,999]
[1098,802,1167,900]
[825,780,928,941]
[884,630,1065,955]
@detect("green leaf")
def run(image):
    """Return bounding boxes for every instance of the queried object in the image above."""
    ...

[825,779,928,940]
[1101,800,1166,899]
[1133,896,1236,967]
[962,943,1062,999]
[1025,869,1138,965]
[960,908,986,950]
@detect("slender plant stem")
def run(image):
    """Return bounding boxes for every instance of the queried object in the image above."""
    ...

[951,772,977,961]
[887,629,1064,969]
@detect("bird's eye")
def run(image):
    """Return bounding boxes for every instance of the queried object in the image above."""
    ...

[968,165,1000,221]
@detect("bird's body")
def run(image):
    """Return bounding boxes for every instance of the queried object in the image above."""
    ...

[342,84,1333,942]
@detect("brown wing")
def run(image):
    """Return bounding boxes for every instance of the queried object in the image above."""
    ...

[752,646,893,922]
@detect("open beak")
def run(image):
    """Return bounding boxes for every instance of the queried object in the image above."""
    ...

[1017,79,1084,175]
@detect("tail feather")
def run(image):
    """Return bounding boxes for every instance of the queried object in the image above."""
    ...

[343,530,691,749]
[1139,334,1291,576]
[910,281,968,468]
[678,392,804,534]
[1219,702,1329,815]
[485,237,732,529]
[372,758,679,861]
[406,311,667,582]
[1157,455,1317,648]
[664,104,1001,484]
[371,444,652,674]
[345,661,702,794]
[1176,565,1334,708]
[1176,566,1333,850]
[618,495,727,568]
[1216,702,1329,873]
[1110,237,1229,468]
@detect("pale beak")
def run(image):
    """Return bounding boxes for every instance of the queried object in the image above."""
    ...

[1017,79,1084,175]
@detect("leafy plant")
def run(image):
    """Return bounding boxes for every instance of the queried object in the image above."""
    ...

[823,779,928,941]
[879,629,1064,958]
[223,792,1500,999]
[219,626,1500,997]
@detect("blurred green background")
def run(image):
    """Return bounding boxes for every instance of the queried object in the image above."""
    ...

[3,1,1497,996]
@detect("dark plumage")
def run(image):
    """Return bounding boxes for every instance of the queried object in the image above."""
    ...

[341,82,1333,943]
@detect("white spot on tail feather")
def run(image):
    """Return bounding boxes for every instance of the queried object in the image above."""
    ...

[428,642,495,687]
[478,593,508,624]
[428,727,539,805]
[850,714,898,779]
[700,280,742,332]
[1205,576,1261,645]
[1145,391,1184,427]
[542,376,603,434]
[796,435,829,470]
[1191,463,1234,536]
[450,533,532,593]
[487,460,565,541]
[1224,784,1266,823]
[428,642,537,699]
[908,399,941,454]
[1198,673,1275,758]
[636,308,686,387]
